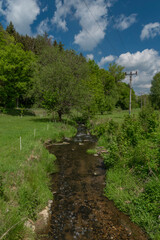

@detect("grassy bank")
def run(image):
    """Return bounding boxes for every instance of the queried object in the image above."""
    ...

[88,108,160,240]
[0,109,76,240]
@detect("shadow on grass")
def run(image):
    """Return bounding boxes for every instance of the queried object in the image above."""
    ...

[31,117,52,123]
[31,116,76,126]
[1,108,36,116]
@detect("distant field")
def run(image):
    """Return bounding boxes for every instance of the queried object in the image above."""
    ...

[91,108,141,125]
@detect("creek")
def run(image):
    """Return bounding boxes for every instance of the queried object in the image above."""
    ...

[43,124,148,240]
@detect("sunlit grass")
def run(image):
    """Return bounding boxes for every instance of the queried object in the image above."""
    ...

[0,110,76,239]
[92,108,141,125]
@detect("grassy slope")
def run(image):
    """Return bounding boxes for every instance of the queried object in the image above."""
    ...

[0,109,76,240]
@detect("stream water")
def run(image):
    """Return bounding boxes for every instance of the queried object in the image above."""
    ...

[43,125,148,240]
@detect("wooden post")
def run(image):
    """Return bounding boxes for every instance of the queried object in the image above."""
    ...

[125,71,138,115]
[20,137,22,151]
[34,129,36,138]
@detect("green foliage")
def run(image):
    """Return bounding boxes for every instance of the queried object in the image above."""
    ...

[0,111,76,239]
[90,122,108,137]
[121,115,143,146]
[0,33,36,107]
[108,62,125,83]
[103,138,119,168]
[116,82,138,110]
[139,105,159,134]
[91,109,160,239]
[18,186,39,220]
[86,149,97,154]
[150,72,160,109]
[105,168,160,239]
[129,139,159,177]
[86,60,126,114]
[34,47,90,120]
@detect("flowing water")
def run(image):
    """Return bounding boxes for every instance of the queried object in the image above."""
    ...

[43,125,148,240]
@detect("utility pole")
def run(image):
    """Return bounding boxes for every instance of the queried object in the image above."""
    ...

[125,71,138,115]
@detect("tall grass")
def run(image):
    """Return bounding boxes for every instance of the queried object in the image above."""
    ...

[0,110,76,239]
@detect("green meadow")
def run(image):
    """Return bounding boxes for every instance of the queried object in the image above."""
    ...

[0,109,76,240]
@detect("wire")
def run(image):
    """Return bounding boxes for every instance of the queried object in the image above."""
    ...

[81,0,119,56]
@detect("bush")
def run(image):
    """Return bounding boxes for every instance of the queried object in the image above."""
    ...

[139,106,159,134]
[121,115,143,146]
[91,122,108,137]
[128,140,159,177]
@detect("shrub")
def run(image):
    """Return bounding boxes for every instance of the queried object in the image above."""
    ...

[121,115,143,146]
[91,122,108,137]
[139,106,159,134]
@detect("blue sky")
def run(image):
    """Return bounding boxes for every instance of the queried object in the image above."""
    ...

[0,0,160,93]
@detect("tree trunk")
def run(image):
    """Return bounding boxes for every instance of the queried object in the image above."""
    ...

[58,110,62,121]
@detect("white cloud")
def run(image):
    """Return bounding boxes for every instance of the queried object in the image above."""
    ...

[52,0,112,51]
[115,49,160,93]
[0,0,40,35]
[0,1,5,15]
[42,5,48,13]
[98,55,115,66]
[86,54,94,60]
[140,22,160,40]
[51,0,71,31]
[37,18,50,35]
[114,14,137,31]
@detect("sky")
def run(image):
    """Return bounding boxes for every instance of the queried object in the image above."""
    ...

[0,0,160,94]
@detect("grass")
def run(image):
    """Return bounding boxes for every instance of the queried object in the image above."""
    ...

[90,108,141,125]
[86,149,97,154]
[105,167,160,240]
[88,108,160,239]
[0,109,76,240]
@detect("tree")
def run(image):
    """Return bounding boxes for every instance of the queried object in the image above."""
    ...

[0,39,36,107]
[150,72,160,109]
[6,21,16,36]
[34,46,89,120]
[116,82,137,110]
[108,63,125,83]
[85,60,106,114]
[53,40,58,47]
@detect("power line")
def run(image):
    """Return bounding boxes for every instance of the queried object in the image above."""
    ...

[80,0,119,56]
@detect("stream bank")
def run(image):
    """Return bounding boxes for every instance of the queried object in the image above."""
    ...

[38,124,148,240]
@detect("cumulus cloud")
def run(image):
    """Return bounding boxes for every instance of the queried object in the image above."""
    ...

[86,54,94,60]
[140,22,160,40]
[37,18,50,35]
[98,55,115,67]
[116,49,160,93]
[51,0,71,31]
[114,13,137,31]
[52,0,112,51]
[0,0,40,35]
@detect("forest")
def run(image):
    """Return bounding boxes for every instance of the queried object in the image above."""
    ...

[0,22,160,240]
[0,22,140,116]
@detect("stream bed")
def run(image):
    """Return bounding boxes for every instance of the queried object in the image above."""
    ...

[43,125,148,240]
